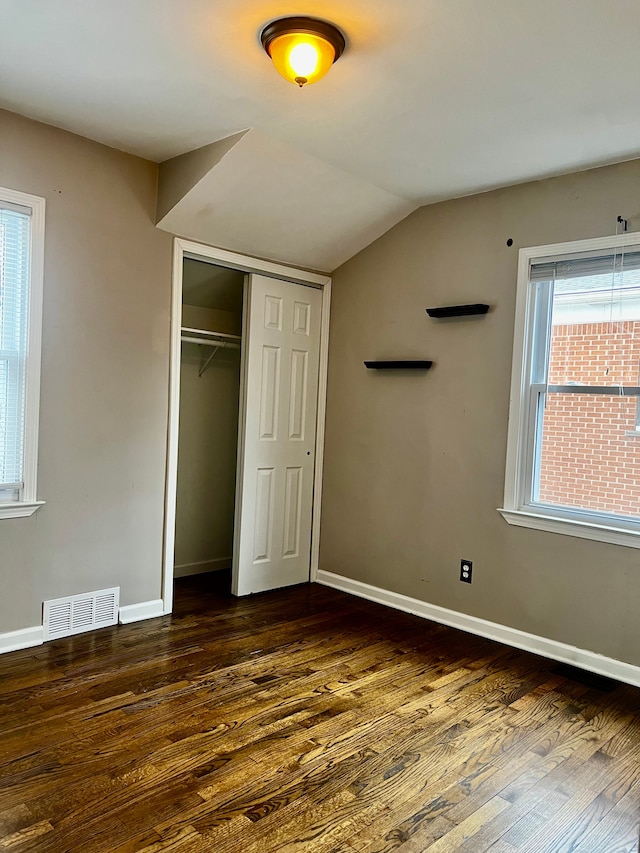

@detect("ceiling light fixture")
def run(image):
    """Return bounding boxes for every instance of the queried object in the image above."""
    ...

[260,16,346,88]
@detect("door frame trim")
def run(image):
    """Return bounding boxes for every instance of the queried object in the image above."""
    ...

[162,238,331,613]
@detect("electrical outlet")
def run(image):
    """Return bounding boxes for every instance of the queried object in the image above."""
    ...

[460,559,472,583]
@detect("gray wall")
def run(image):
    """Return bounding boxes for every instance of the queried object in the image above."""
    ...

[320,158,640,667]
[0,109,173,632]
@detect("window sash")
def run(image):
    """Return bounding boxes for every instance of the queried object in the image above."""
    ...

[0,186,45,517]
[523,257,640,523]
[500,232,640,548]
[0,205,31,499]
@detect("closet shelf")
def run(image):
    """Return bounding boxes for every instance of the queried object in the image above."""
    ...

[364,360,433,370]
[426,304,489,318]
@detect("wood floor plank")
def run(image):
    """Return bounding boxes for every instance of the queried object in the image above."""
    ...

[403,796,511,852]
[571,778,640,853]
[0,573,639,853]
[0,819,53,849]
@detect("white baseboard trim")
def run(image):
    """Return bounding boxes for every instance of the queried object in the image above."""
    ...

[315,570,640,690]
[1,597,167,651]
[0,625,44,655]
[174,557,232,578]
[118,599,165,625]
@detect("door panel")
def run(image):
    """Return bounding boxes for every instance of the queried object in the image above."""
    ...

[288,349,308,440]
[258,346,280,440]
[253,467,275,563]
[283,466,303,557]
[233,274,322,595]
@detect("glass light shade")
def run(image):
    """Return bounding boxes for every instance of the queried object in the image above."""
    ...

[268,32,336,87]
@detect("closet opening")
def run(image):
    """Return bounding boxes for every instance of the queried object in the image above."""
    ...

[174,258,244,598]
[163,238,331,615]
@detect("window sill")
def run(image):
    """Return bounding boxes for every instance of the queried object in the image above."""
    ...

[0,501,45,520]
[498,507,640,550]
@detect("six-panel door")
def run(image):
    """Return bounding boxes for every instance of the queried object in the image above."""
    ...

[233,274,322,596]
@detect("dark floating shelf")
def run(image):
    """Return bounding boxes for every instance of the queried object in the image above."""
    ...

[426,303,490,318]
[364,360,433,370]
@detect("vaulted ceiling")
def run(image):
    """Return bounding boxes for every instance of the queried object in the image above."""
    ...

[2,1,640,270]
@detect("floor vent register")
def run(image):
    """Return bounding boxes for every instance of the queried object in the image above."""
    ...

[43,587,120,640]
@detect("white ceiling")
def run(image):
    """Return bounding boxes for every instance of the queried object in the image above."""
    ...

[2,0,640,265]
[156,128,415,270]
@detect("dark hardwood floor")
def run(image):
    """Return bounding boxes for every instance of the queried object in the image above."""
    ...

[1,573,639,852]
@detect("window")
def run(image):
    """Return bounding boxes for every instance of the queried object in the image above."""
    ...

[0,187,45,519]
[500,232,640,548]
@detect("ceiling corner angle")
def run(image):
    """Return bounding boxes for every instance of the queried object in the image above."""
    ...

[156,128,416,271]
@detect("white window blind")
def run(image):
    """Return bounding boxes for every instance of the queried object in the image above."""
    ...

[0,202,31,502]
[530,250,640,282]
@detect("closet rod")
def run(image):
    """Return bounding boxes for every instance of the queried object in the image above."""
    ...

[181,336,240,349]
[181,326,241,342]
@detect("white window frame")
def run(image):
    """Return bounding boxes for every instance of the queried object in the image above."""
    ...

[0,186,45,520]
[499,230,640,549]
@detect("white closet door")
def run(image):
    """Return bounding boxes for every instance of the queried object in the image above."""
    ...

[233,274,322,596]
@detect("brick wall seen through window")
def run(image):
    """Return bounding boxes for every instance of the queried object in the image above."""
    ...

[538,321,640,517]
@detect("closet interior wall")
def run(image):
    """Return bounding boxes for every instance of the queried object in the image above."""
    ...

[174,260,244,578]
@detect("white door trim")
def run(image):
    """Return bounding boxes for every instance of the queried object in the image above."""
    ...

[162,238,331,614]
